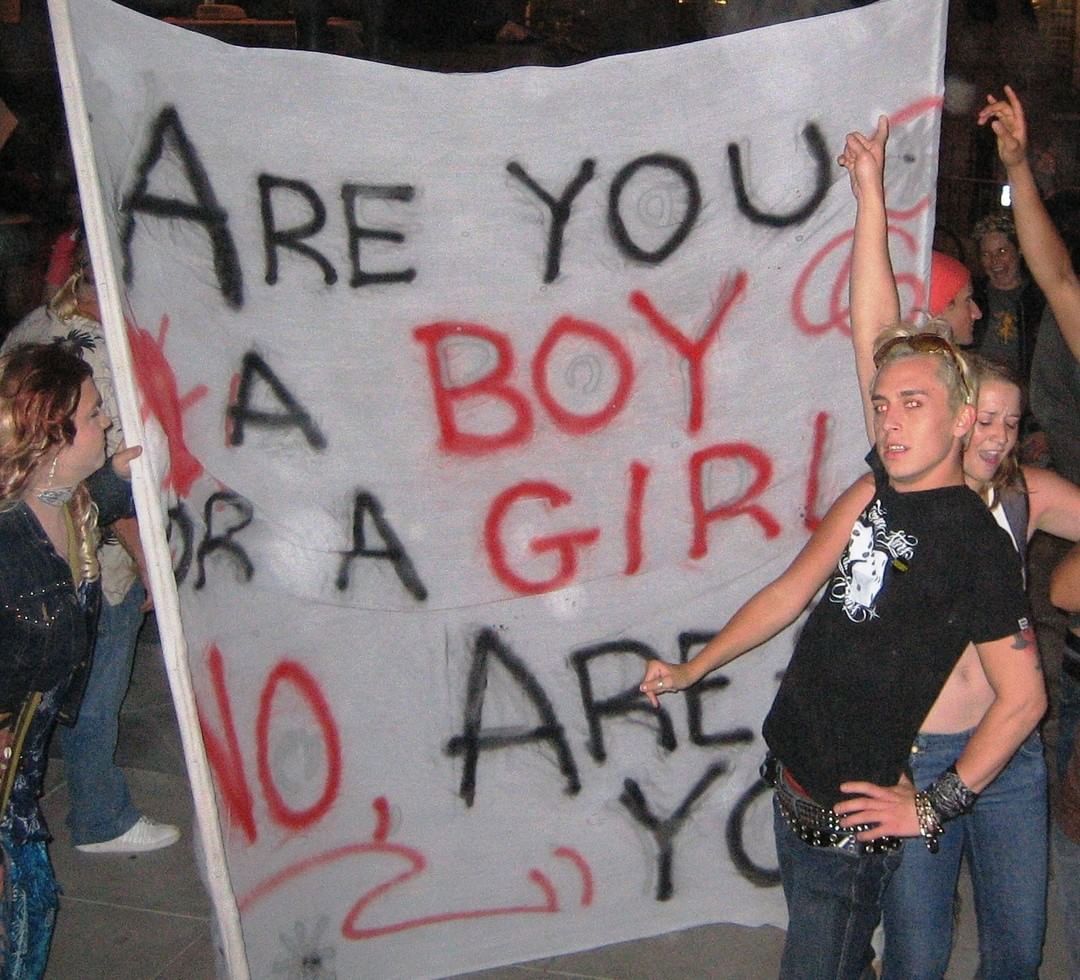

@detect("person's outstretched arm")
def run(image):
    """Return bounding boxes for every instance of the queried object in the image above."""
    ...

[979,85,1080,360]
[639,474,874,705]
[839,115,899,442]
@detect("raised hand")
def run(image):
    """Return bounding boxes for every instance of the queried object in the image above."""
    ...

[837,114,889,200]
[977,84,1028,169]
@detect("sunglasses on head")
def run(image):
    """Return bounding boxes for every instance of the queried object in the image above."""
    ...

[873,333,973,403]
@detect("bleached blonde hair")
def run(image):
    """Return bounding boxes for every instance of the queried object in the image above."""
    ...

[871,323,978,414]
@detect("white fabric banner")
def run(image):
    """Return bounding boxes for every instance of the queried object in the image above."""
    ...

[52,1,946,975]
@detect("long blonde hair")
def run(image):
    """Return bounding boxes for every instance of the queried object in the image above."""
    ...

[0,343,100,581]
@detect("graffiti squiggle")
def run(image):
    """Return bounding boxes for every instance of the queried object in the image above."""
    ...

[238,797,594,941]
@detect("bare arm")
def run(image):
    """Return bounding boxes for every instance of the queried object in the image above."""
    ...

[978,86,1080,360]
[835,626,1044,837]
[839,116,899,442]
[1051,541,1080,613]
[1024,465,1080,542]
[640,475,874,705]
[953,628,1046,790]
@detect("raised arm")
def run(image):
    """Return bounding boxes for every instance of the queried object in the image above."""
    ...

[978,85,1080,360]
[839,116,899,442]
[639,474,874,705]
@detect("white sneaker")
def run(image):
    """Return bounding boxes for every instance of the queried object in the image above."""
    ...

[75,816,180,854]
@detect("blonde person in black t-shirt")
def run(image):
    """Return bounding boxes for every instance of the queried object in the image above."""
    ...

[639,325,1043,979]
[839,111,1080,979]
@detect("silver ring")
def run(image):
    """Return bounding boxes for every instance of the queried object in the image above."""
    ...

[657,679,664,688]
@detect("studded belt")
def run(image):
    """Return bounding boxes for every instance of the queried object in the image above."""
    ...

[761,754,901,854]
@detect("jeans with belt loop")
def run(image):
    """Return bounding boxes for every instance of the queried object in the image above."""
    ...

[881,728,1047,980]
[773,793,901,980]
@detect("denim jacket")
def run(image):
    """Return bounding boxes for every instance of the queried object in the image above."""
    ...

[0,463,134,725]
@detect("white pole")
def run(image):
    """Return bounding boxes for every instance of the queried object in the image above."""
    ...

[45,2,249,976]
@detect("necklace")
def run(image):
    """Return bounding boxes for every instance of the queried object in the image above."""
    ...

[33,453,74,506]
[35,486,76,506]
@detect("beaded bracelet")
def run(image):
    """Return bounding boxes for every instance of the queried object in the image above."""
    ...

[914,790,943,853]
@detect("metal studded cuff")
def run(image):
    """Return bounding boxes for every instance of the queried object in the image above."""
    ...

[925,764,979,822]
[914,790,943,853]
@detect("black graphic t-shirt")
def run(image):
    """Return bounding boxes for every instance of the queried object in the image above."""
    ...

[762,471,1029,809]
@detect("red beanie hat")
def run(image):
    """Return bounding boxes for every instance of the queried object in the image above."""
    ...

[928,251,971,316]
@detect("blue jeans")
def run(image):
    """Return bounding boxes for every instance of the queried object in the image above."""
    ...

[881,729,1047,980]
[59,582,144,845]
[774,795,901,980]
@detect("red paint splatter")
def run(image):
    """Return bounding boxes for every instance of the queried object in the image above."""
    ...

[237,799,595,939]
[343,862,558,939]
[371,796,391,844]
[554,846,594,907]
[126,313,208,497]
